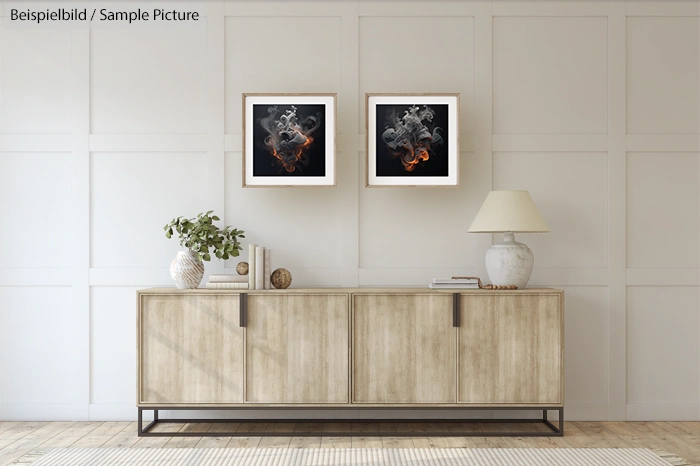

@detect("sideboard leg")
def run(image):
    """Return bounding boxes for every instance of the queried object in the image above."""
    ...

[559,408,564,436]
[542,408,564,436]
[138,408,159,436]
[137,408,143,436]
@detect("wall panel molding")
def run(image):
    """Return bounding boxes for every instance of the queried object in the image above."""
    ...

[492,134,608,152]
[493,0,612,17]
[70,25,91,420]
[339,2,360,287]
[225,1,346,16]
[89,134,207,152]
[607,0,628,421]
[627,268,700,286]
[0,269,73,286]
[206,0,226,280]
[0,135,72,152]
[359,2,480,16]
[626,0,700,17]
[626,134,700,152]
[473,0,493,281]
[626,403,700,421]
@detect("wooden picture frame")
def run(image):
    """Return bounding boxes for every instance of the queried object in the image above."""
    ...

[243,93,337,187]
[365,93,460,187]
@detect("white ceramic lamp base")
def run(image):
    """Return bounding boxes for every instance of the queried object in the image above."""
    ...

[485,232,534,289]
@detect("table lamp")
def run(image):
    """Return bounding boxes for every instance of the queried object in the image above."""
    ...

[469,190,550,289]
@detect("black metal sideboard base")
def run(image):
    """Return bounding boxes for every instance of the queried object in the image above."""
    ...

[137,407,563,437]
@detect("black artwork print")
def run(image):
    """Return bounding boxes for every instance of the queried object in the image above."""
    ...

[253,104,326,177]
[375,104,449,177]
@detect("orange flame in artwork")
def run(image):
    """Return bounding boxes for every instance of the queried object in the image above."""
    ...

[268,135,314,173]
[389,141,432,172]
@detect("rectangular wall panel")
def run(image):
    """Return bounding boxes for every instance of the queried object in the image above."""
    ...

[0,153,74,268]
[224,16,342,134]
[560,286,609,406]
[493,152,609,268]
[90,287,139,405]
[90,24,207,134]
[627,287,700,413]
[359,153,475,269]
[0,28,72,134]
[627,17,700,134]
[493,16,608,134]
[627,152,700,268]
[90,152,215,268]
[224,152,343,270]
[359,16,475,133]
[0,287,79,405]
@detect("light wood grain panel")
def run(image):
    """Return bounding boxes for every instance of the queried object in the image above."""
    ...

[138,294,243,404]
[353,294,456,403]
[459,293,563,404]
[245,294,349,403]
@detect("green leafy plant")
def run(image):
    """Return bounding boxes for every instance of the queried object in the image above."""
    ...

[164,211,245,262]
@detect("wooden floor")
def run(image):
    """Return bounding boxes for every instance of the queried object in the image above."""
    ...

[0,421,696,465]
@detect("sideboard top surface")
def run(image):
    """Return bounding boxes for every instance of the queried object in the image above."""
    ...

[138,287,563,295]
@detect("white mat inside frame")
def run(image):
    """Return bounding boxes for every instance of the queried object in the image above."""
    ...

[19,448,684,466]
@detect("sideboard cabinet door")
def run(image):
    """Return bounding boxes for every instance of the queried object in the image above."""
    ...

[138,294,244,404]
[458,293,563,404]
[245,294,350,404]
[352,294,456,404]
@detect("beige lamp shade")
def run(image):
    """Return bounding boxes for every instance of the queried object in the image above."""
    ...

[469,190,550,233]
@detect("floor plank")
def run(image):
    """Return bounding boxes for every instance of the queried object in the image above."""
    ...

[40,422,103,448]
[320,436,352,448]
[351,436,383,448]
[101,422,140,448]
[70,422,130,448]
[289,436,323,448]
[257,423,294,448]
[225,436,262,448]
[380,436,414,448]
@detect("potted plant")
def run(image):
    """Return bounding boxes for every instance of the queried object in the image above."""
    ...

[164,211,245,289]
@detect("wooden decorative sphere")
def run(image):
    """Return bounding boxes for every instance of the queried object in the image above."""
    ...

[270,268,292,289]
[236,262,249,275]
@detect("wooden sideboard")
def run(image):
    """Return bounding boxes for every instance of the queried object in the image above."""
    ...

[136,288,564,436]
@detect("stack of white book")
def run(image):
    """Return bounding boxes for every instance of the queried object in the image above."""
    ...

[205,274,249,289]
[248,244,272,290]
[428,278,480,289]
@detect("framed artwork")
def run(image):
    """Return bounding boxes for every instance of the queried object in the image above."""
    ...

[366,93,459,187]
[243,93,336,187]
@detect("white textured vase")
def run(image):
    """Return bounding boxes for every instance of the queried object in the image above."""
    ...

[170,251,204,289]
[484,232,534,289]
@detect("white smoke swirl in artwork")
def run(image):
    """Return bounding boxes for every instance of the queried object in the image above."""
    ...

[381,105,444,172]
[259,105,322,173]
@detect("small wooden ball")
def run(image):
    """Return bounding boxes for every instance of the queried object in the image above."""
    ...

[236,262,249,275]
[270,268,292,289]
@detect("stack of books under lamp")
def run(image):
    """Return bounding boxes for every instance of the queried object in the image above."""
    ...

[428,277,480,289]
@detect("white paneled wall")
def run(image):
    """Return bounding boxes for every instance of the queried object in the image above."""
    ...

[0,0,698,422]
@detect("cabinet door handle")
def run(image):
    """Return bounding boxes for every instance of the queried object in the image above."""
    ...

[453,293,460,327]
[239,293,247,327]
